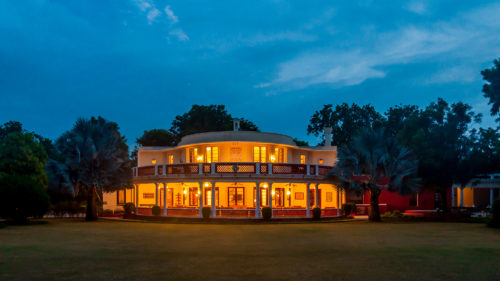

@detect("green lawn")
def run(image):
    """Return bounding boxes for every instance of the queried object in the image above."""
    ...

[1,220,499,281]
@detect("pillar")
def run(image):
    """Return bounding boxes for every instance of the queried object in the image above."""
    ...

[155,183,159,206]
[460,187,464,207]
[198,182,203,217]
[135,184,139,214]
[491,188,494,207]
[269,182,273,218]
[211,181,216,217]
[315,184,320,208]
[451,187,456,207]
[255,181,261,218]
[163,183,167,216]
[337,186,340,216]
[306,183,311,217]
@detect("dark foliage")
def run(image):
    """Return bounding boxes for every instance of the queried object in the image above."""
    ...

[152,205,162,216]
[312,207,322,219]
[261,207,272,220]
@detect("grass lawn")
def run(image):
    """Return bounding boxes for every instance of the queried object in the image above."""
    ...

[1,220,499,281]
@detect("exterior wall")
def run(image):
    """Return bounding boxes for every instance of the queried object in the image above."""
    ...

[362,189,437,212]
[138,142,336,166]
[102,189,133,211]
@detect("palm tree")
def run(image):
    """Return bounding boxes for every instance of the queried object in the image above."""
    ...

[334,128,419,221]
[51,117,132,221]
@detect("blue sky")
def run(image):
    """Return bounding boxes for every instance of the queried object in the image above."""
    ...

[1,0,500,145]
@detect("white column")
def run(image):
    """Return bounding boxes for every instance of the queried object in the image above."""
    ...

[135,184,139,214]
[199,182,203,217]
[269,182,273,218]
[255,182,261,218]
[163,183,167,216]
[155,183,159,206]
[491,188,494,207]
[155,165,158,176]
[306,164,310,176]
[451,187,456,207]
[198,164,203,175]
[306,183,311,217]
[337,186,340,216]
[211,181,216,217]
[315,184,320,208]
[460,187,464,207]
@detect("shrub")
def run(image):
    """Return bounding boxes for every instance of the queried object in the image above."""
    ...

[103,209,113,215]
[202,207,211,219]
[488,198,500,228]
[392,210,402,217]
[312,207,322,219]
[123,203,135,215]
[342,202,356,216]
[152,205,162,216]
[381,210,404,218]
[381,211,393,218]
[261,207,272,220]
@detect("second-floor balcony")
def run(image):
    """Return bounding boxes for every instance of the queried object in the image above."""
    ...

[133,162,334,179]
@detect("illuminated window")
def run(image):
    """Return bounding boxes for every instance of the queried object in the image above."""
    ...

[151,159,157,164]
[319,159,324,164]
[228,187,244,206]
[253,187,268,207]
[300,155,306,164]
[273,148,284,163]
[253,146,267,162]
[206,146,219,163]
[188,148,203,163]
[117,189,126,205]
[168,155,174,164]
[188,187,199,206]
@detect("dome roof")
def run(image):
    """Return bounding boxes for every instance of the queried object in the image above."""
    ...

[178,131,296,146]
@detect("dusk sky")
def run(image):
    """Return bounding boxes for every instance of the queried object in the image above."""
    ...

[1,0,500,146]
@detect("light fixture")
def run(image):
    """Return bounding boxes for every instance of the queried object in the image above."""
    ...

[204,182,209,187]
[270,155,276,162]
[263,183,268,188]
[272,190,275,196]
[197,155,203,162]
[183,189,187,195]
[287,190,291,196]
[152,159,157,164]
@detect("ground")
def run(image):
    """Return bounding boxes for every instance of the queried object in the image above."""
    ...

[1,220,499,281]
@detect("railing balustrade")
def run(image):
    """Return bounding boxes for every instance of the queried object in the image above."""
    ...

[135,163,333,177]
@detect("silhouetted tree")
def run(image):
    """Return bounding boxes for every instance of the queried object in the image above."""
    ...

[482,58,500,120]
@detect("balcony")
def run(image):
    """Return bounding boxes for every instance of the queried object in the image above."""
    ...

[133,162,334,180]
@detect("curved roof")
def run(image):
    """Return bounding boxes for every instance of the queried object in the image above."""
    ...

[178,131,297,146]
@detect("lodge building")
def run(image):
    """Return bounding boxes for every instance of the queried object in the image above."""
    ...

[104,120,345,218]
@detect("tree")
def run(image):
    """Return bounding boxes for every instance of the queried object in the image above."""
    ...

[482,58,500,119]
[0,132,50,222]
[293,138,309,146]
[307,103,384,146]
[137,129,177,147]
[52,117,132,221]
[384,104,419,137]
[170,105,258,143]
[396,98,481,210]
[334,128,419,221]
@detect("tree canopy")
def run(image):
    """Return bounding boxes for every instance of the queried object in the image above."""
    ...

[52,117,132,221]
[307,103,384,147]
[0,131,50,222]
[137,104,259,148]
[482,58,500,119]
[335,128,419,221]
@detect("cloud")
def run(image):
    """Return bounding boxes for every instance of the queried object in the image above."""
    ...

[263,3,500,91]
[164,5,178,24]
[134,0,152,11]
[405,1,427,15]
[425,66,477,84]
[169,29,189,41]
[147,8,160,24]
[247,31,316,45]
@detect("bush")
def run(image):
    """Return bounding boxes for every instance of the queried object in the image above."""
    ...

[103,209,113,215]
[312,207,322,219]
[152,205,162,216]
[342,202,356,216]
[261,207,272,220]
[124,203,135,215]
[202,207,211,219]
[381,210,404,218]
[488,198,500,228]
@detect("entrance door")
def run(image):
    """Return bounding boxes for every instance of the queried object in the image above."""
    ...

[205,187,219,207]
[228,187,244,207]
[275,188,285,207]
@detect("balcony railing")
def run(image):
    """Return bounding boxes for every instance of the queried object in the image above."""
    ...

[134,163,333,177]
